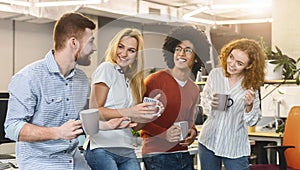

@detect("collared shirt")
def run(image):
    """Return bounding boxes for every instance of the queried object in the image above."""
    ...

[88,62,133,148]
[198,67,261,159]
[86,62,133,154]
[4,50,90,170]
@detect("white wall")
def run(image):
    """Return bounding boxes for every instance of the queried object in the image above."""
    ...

[14,21,54,72]
[0,18,101,92]
[261,84,300,118]
[0,20,54,92]
[0,20,13,92]
[272,0,300,61]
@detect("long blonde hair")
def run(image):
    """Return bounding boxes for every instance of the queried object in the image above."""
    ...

[104,28,145,103]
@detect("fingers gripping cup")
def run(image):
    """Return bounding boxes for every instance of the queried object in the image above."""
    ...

[143,97,162,116]
[173,121,189,141]
[79,109,99,136]
[215,93,234,111]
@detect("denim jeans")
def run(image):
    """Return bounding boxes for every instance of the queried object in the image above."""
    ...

[198,143,249,170]
[143,152,194,170]
[84,145,141,170]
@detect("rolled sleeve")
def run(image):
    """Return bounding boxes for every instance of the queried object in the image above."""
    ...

[5,121,26,141]
[5,74,36,142]
[243,91,261,126]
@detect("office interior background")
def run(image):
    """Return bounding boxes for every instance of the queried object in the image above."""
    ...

[1,0,300,168]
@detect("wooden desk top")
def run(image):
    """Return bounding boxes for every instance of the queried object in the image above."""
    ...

[248,131,282,138]
[196,125,282,138]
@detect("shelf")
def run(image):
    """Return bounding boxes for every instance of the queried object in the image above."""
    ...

[196,79,297,85]
[264,79,297,84]
[195,81,206,85]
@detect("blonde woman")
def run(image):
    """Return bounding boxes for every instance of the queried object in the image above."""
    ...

[84,28,160,170]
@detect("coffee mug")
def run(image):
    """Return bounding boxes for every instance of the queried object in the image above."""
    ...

[173,121,189,141]
[214,93,234,111]
[79,109,99,136]
[143,97,162,116]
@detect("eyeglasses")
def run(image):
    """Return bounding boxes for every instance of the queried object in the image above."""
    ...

[174,46,193,55]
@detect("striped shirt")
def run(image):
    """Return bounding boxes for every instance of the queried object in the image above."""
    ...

[198,67,261,158]
[4,50,91,170]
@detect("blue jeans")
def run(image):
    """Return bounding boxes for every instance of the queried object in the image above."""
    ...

[143,152,194,170]
[84,145,141,170]
[198,143,249,170]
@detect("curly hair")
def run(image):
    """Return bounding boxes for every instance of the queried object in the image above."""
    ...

[219,38,266,90]
[162,25,210,77]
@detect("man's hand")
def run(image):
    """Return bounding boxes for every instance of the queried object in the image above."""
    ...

[100,117,137,130]
[57,119,83,140]
[166,125,181,142]
[179,128,197,146]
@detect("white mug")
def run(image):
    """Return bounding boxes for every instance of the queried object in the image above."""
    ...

[79,109,99,136]
[143,97,162,116]
[214,93,234,111]
[173,121,189,141]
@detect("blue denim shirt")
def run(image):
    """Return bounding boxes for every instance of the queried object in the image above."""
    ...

[4,50,90,169]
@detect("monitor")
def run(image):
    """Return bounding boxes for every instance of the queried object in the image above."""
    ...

[0,93,16,159]
[0,93,13,144]
[260,84,300,118]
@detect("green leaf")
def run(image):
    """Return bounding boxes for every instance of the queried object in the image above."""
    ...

[296,72,300,85]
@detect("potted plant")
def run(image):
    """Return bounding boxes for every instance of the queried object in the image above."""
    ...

[132,130,142,147]
[260,38,300,84]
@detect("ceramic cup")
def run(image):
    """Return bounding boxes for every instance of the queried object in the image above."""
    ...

[143,97,162,116]
[173,121,189,141]
[214,93,234,111]
[79,109,99,136]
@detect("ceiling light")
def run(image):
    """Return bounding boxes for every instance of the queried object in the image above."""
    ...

[183,6,209,19]
[183,1,272,25]
[215,18,273,25]
[211,3,270,10]
[0,0,31,7]
[184,16,215,25]
[185,16,272,25]
[184,2,271,19]
[34,0,107,7]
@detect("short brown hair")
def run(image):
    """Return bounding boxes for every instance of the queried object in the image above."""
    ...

[53,12,96,51]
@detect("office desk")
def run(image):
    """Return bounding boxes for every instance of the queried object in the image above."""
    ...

[196,126,283,165]
[0,143,17,169]
[248,131,283,154]
[248,131,283,164]
[196,125,282,145]
[248,131,282,146]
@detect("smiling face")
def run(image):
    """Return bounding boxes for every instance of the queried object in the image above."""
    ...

[173,40,195,70]
[226,49,251,77]
[115,36,138,69]
[76,28,97,66]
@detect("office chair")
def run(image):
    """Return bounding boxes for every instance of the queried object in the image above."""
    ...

[250,106,300,170]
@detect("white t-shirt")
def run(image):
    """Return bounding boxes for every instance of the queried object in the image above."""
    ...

[88,62,134,150]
